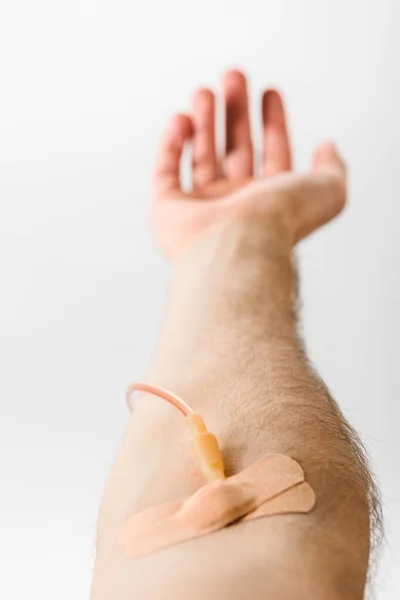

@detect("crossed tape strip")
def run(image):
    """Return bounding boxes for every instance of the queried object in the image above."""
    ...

[121,454,316,558]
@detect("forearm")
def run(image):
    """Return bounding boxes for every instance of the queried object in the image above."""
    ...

[92,218,378,600]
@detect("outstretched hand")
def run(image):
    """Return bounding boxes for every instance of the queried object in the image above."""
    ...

[152,70,346,260]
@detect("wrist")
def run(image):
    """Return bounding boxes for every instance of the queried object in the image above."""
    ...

[146,217,302,393]
[169,215,297,337]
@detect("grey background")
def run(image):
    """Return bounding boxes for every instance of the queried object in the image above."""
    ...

[0,0,399,598]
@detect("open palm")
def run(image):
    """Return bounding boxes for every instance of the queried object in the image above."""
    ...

[152,70,346,260]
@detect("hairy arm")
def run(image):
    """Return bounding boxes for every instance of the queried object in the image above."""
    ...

[91,217,380,600]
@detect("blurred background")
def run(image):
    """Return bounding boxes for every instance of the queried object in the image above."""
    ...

[0,1,399,598]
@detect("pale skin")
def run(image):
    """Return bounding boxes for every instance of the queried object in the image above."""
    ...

[90,70,380,600]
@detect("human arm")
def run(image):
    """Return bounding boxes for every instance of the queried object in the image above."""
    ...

[90,71,381,600]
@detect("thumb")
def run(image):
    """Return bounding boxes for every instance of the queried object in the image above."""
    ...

[286,142,347,243]
[313,140,347,179]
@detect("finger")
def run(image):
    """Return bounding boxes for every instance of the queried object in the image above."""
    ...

[262,89,292,176]
[223,69,253,180]
[313,140,347,178]
[312,141,347,223]
[288,142,347,242]
[153,113,193,199]
[192,88,218,188]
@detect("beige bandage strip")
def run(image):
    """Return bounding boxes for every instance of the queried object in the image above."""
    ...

[241,481,316,522]
[121,454,312,558]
